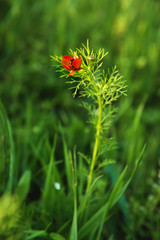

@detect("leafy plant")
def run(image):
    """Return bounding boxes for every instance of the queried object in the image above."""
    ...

[50,41,145,239]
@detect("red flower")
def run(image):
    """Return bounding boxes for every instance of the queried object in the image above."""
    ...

[61,53,82,75]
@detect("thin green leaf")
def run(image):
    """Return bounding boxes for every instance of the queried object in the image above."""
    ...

[42,135,57,211]
[78,175,103,216]
[50,232,66,240]
[69,149,78,240]
[25,230,47,239]
[0,100,15,194]
[15,170,31,202]
[60,125,72,191]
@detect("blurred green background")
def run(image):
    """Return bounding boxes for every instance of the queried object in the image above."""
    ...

[0,0,160,239]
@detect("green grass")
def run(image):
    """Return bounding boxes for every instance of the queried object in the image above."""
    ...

[0,0,160,239]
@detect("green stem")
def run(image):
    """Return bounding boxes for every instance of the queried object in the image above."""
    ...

[80,95,102,220]
[86,95,102,192]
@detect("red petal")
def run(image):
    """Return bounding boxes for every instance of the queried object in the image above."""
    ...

[62,56,74,61]
[62,61,74,70]
[72,56,82,69]
[61,56,74,71]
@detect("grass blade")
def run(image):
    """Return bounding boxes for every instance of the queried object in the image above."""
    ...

[42,135,57,211]
[60,125,72,191]
[15,170,31,202]
[69,149,78,240]
[50,232,66,240]
[0,100,15,194]
[25,230,47,239]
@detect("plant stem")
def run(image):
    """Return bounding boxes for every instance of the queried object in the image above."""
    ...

[80,95,102,220]
[86,95,102,192]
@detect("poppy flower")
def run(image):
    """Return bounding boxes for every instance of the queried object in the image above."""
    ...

[61,53,82,75]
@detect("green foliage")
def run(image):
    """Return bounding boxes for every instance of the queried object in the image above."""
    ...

[0,194,23,240]
[78,145,144,240]
[0,0,160,239]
